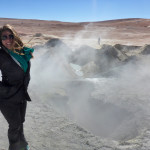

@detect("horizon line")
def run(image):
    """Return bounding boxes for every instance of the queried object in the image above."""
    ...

[0,17,149,23]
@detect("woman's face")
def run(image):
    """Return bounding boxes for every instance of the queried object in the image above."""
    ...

[1,30,14,50]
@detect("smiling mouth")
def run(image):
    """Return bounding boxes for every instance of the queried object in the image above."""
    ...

[6,42,13,46]
[5,43,13,49]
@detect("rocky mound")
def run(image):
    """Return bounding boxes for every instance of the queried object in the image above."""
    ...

[140,44,150,55]
[37,40,150,78]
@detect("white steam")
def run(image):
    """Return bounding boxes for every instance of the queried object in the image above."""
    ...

[29,26,150,141]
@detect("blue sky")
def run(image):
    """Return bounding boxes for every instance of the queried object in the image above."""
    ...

[0,0,150,22]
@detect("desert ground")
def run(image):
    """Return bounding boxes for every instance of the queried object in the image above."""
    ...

[0,18,150,150]
[0,18,150,47]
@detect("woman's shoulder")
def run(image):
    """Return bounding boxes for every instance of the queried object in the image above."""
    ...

[23,47,34,53]
[0,46,9,59]
[0,46,5,54]
[0,47,8,66]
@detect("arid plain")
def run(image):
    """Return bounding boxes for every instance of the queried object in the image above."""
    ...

[0,18,150,47]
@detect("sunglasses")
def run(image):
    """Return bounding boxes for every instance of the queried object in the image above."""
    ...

[1,34,14,40]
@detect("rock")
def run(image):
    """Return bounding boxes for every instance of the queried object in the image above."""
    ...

[45,38,72,56]
[68,44,131,77]
[114,44,141,53]
[45,38,64,47]
[94,44,126,76]
[140,44,150,55]
[97,44,128,61]
[33,33,43,37]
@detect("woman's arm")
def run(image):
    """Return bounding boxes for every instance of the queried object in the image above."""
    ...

[0,81,22,99]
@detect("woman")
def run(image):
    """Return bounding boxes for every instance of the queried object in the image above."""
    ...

[0,24,34,150]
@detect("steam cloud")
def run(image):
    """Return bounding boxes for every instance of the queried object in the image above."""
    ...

[28,26,150,141]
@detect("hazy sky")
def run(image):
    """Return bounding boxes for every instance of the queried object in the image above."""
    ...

[0,0,150,22]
